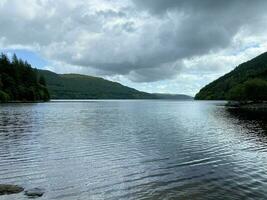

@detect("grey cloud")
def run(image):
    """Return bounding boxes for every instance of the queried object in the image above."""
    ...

[96,9,127,18]
[127,62,182,82]
[133,0,264,15]
[120,22,136,33]
[0,0,267,83]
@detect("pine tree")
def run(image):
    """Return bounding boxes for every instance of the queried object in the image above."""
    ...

[0,53,50,102]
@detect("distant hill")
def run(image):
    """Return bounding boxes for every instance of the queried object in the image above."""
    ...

[195,52,267,100]
[153,93,193,100]
[39,69,192,100]
[38,69,156,99]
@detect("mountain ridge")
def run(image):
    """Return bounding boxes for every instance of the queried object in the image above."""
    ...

[39,69,192,100]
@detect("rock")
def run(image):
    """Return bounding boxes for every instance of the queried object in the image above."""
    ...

[225,101,242,107]
[0,184,24,195]
[24,188,45,197]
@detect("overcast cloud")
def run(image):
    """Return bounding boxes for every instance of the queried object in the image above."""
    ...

[1,0,267,95]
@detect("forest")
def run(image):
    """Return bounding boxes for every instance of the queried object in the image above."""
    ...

[195,52,267,101]
[0,53,50,102]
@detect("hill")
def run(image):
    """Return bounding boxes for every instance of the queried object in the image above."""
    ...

[153,93,193,100]
[38,69,156,99]
[0,54,50,102]
[195,52,267,100]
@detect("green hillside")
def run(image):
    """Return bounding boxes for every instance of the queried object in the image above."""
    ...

[153,93,193,100]
[38,70,156,99]
[195,52,267,100]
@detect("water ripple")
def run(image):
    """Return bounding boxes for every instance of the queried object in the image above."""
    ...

[0,101,267,199]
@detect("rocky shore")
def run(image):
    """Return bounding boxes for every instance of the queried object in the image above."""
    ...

[0,184,44,197]
[226,101,267,113]
[0,184,24,195]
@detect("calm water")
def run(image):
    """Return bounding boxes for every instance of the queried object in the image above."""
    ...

[1,100,267,200]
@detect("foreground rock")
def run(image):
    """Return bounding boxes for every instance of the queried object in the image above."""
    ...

[24,188,45,197]
[0,184,24,195]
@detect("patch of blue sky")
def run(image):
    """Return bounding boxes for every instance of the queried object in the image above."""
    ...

[231,43,260,56]
[0,49,49,69]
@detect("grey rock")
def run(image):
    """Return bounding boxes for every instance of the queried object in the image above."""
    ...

[0,184,24,195]
[226,101,241,107]
[24,188,45,197]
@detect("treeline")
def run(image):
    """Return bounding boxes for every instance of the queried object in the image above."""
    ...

[227,78,267,101]
[0,53,50,102]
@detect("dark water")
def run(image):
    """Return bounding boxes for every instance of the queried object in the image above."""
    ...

[1,100,267,200]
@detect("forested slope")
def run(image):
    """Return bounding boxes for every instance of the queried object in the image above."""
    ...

[195,52,267,101]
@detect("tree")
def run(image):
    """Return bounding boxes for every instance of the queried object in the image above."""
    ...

[0,76,3,89]
[227,84,246,101]
[12,54,19,65]
[242,79,267,101]
[39,75,46,86]
[0,53,10,66]
[0,90,10,102]
[227,78,267,102]
[0,53,50,102]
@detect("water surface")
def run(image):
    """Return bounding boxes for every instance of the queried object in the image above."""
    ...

[0,100,267,199]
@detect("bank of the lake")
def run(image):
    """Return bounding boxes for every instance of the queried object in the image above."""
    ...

[226,101,267,114]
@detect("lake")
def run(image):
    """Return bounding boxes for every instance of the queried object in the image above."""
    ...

[1,100,267,200]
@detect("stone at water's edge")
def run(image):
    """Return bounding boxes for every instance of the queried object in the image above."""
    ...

[24,188,45,197]
[225,101,242,107]
[226,101,267,113]
[0,184,24,195]
[240,103,267,112]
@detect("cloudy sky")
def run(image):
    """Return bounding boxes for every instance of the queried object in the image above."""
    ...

[1,0,267,96]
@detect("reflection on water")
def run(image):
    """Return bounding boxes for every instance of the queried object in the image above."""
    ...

[227,107,267,134]
[0,101,267,200]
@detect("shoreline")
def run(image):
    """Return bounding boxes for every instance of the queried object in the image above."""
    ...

[1,99,194,103]
[1,100,49,103]
[226,101,267,113]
